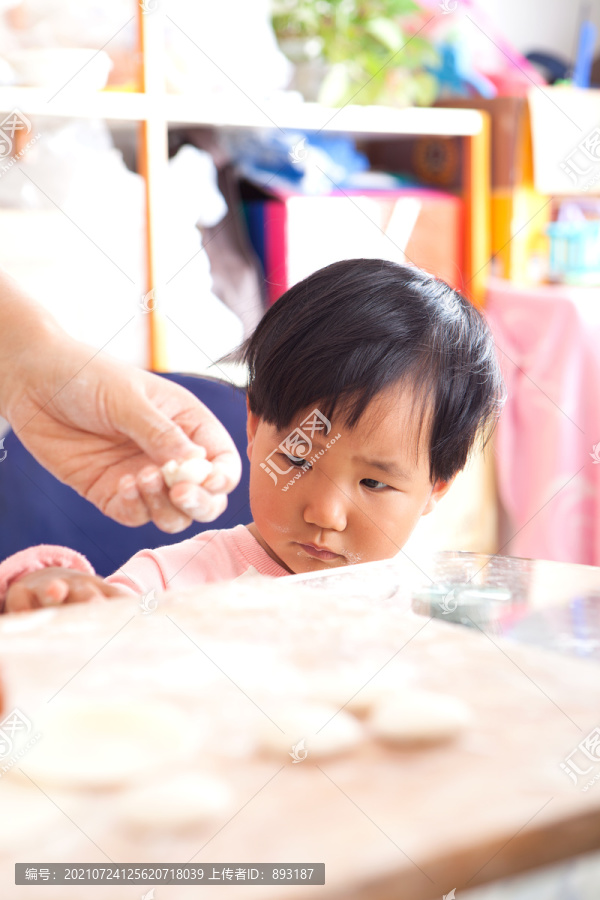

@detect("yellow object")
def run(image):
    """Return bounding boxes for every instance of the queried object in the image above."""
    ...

[491,187,550,282]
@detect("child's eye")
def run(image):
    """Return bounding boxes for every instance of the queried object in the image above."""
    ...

[281,453,311,469]
[361,478,388,491]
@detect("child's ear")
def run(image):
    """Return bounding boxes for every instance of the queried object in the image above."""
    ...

[246,396,260,461]
[422,476,456,516]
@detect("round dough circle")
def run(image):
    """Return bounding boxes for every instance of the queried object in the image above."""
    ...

[25,700,197,788]
[258,702,364,760]
[117,772,233,832]
[368,690,471,745]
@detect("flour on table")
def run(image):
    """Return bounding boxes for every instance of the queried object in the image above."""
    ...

[117,772,233,831]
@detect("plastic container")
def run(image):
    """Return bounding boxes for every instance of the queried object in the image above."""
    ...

[546,219,600,285]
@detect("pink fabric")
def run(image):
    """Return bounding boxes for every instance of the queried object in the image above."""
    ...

[485,278,600,566]
[106,524,288,595]
[0,544,94,611]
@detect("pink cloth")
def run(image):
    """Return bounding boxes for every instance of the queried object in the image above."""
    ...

[106,524,288,595]
[485,278,600,566]
[0,526,288,611]
[0,544,94,611]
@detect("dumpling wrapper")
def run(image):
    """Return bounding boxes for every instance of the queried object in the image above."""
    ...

[368,690,471,745]
[24,700,197,788]
[258,702,364,760]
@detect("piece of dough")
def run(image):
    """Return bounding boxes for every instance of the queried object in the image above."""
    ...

[117,772,233,832]
[258,702,364,760]
[368,690,471,745]
[161,450,213,488]
[24,700,197,788]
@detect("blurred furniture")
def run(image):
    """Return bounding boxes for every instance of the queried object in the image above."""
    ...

[435,95,551,284]
[244,185,464,305]
[485,277,600,566]
[0,10,490,370]
[0,374,250,577]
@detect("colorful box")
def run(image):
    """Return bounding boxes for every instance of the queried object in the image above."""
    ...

[243,185,464,305]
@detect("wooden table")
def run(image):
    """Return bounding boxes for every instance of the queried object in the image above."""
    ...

[1,551,600,899]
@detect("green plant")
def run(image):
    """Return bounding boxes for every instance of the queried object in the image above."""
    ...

[271,0,439,107]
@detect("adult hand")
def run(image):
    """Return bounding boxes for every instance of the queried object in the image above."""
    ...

[0,276,242,532]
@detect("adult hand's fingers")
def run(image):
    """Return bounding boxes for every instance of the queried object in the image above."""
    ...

[169,482,229,522]
[113,377,242,497]
[135,466,194,533]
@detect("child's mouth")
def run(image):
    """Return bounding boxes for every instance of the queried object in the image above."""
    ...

[296,543,343,561]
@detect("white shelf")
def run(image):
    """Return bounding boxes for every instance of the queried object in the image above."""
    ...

[0,86,484,136]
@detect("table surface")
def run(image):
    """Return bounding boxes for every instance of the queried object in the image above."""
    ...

[1,550,600,900]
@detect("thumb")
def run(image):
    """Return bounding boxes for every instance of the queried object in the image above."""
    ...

[118,393,205,464]
[114,385,242,493]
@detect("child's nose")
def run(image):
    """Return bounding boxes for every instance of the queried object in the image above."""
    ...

[302,482,347,532]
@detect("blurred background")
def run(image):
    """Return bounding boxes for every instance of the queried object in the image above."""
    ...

[1,0,600,569]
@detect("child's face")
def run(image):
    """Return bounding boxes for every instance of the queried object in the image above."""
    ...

[246,385,453,575]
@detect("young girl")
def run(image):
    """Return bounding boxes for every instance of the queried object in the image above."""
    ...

[0,259,504,612]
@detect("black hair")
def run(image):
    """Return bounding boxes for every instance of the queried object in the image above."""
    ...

[235,259,505,484]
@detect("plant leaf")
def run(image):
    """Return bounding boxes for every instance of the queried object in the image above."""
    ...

[365,17,404,52]
[317,62,352,106]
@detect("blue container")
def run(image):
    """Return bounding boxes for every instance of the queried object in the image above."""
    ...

[546,219,600,285]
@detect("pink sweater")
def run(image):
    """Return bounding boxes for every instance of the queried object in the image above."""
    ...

[0,526,289,607]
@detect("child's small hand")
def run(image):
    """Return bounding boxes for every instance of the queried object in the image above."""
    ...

[5,567,127,613]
